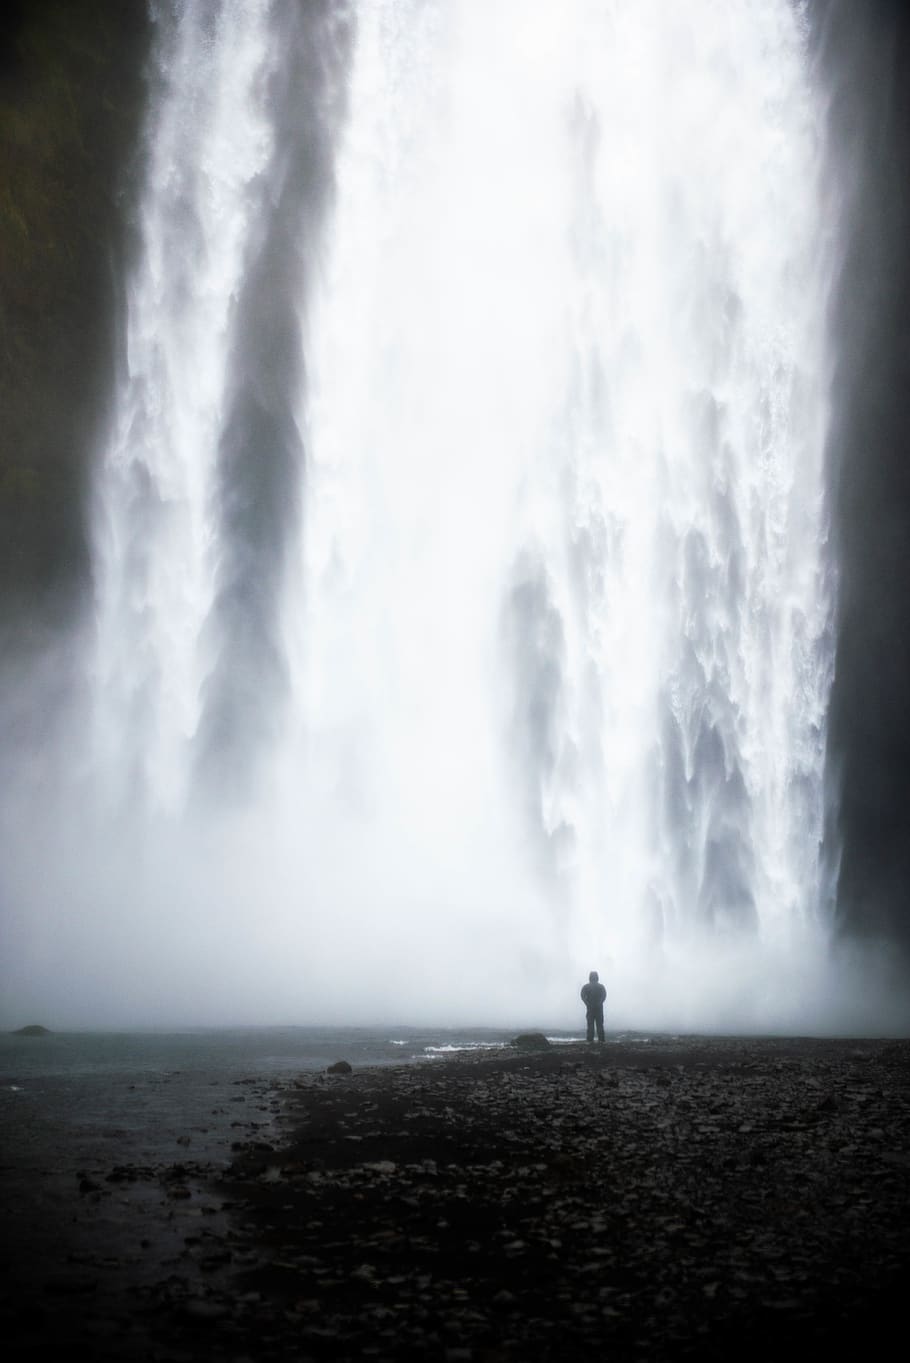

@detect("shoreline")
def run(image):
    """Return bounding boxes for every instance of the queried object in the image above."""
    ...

[3,1034,910,1359]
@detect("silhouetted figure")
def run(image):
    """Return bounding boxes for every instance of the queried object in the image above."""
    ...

[581,970,606,1044]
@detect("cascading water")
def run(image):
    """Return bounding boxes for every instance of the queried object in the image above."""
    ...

[10,0,843,1028]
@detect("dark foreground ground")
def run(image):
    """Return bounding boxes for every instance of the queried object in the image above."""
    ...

[3,1035,910,1361]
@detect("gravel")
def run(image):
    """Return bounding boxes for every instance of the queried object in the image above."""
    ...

[4,1035,910,1360]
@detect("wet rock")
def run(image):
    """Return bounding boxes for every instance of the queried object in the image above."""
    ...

[199,1251,232,1270]
[44,1273,98,1295]
[182,1297,229,1323]
[512,1033,551,1050]
[10,1035,910,1362]
[327,1060,353,1075]
[106,1165,136,1183]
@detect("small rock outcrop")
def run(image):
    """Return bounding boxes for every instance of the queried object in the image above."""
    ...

[13,1024,51,1036]
[512,1032,551,1050]
[326,1060,353,1075]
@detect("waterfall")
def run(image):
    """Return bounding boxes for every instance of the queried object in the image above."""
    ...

[20,0,841,1027]
[92,0,352,807]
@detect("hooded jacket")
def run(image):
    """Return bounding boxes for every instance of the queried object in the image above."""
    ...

[581,980,606,1013]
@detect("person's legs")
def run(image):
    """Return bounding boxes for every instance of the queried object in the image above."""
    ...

[596,1012,605,1044]
[586,1013,595,1043]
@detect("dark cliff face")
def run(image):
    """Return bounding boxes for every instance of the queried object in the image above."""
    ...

[810,0,910,956]
[0,0,150,630]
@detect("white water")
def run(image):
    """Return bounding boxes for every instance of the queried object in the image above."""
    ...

[93,0,276,812]
[2,0,852,1031]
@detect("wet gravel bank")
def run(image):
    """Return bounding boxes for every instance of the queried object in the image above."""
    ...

[5,1035,910,1360]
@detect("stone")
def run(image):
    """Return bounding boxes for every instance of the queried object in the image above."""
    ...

[326,1060,353,1075]
[44,1274,98,1295]
[512,1033,551,1050]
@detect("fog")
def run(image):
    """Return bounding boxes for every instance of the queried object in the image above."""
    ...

[2,0,910,1038]
[1,642,908,1036]
[2,725,907,1034]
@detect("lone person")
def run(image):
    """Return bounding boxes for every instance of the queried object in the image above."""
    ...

[581,970,606,1044]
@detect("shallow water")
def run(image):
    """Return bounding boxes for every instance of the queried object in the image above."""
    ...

[0,1024,580,1311]
[0,1025,583,1176]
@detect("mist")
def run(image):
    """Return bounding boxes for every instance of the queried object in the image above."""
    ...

[1,640,907,1035]
[2,0,910,1038]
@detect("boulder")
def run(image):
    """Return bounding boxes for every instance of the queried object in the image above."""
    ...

[326,1060,353,1075]
[512,1032,551,1050]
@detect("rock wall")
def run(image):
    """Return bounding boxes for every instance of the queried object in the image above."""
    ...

[813,0,910,955]
[0,0,150,627]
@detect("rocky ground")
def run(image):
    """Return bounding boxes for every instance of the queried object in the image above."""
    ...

[3,1035,910,1361]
